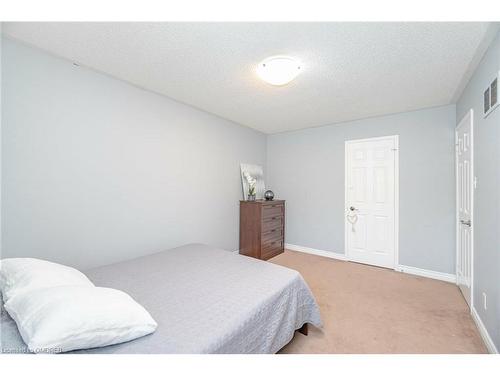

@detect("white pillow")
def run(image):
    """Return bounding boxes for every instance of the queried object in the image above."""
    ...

[0,258,94,302]
[4,285,158,353]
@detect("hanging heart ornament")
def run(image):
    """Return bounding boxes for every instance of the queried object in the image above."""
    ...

[346,213,358,225]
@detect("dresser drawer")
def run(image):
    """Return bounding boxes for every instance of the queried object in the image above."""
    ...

[262,203,283,219]
[262,215,282,231]
[262,228,283,244]
[261,240,283,259]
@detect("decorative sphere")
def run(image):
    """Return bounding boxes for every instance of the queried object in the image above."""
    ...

[264,190,275,201]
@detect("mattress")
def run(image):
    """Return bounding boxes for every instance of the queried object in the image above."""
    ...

[1,243,321,354]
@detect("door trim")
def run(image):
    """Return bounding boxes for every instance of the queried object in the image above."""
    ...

[456,109,474,311]
[344,135,399,269]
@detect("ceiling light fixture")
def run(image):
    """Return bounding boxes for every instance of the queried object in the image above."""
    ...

[256,56,301,86]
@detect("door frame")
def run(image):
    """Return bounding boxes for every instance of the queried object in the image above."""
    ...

[344,135,400,269]
[455,109,474,310]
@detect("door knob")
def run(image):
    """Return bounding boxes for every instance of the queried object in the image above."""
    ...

[349,206,358,211]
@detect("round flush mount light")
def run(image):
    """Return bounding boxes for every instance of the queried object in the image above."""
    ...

[256,56,301,86]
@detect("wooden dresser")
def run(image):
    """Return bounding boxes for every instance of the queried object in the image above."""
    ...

[239,200,285,260]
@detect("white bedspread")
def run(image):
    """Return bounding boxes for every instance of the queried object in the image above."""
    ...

[1,244,321,354]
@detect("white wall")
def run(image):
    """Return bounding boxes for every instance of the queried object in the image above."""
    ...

[267,105,456,274]
[456,29,500,351]
[1,37,267,269]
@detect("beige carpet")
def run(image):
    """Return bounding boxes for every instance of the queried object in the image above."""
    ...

[270,249,487,354]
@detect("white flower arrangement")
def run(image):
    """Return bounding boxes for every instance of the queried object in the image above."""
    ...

[243,171,256,196]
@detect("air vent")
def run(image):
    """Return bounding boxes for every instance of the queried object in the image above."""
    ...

[491,78,497,107]
[484,73,499,117]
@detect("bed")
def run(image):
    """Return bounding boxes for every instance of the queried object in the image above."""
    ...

[1,243,321,354]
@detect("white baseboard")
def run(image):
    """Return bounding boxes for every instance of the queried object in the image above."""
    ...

[395,265,456,283]
[286,244,456,283]
[285,243,347,261]
[471,306,498,354]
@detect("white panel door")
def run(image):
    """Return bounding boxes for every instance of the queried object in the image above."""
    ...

[345,136,398,269]
[456,110,474,307]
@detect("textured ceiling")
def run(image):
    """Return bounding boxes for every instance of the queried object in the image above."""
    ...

[3,22,497,134]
